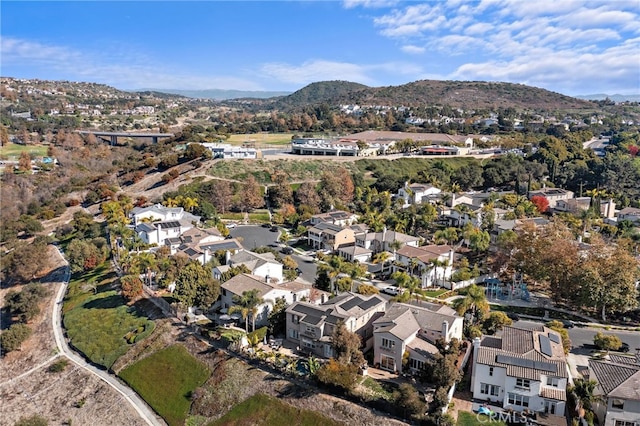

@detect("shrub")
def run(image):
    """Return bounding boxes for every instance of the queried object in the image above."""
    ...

[15,414,48,426]
[316,359,359,391]
[247,326,267,344]
[48,358,69,373]
[1,323,32,353]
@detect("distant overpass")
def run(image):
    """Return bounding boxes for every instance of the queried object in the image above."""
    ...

[77,130,174,145]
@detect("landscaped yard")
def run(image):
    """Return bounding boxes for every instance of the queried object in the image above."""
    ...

[490,304,586,322]
[62,263,154,369]
[456,411,505,426]
[423,288,449,298]
[207,393,342,426]
[119,344,211,426]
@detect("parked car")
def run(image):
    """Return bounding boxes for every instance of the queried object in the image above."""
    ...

[382,287,402,296]
[226,223,237,229]
[270,226,279,232]
[620,342,630,353]
[561,320,575,329]
[295,268,302,275]
[261,223,272,228]
[506,312,520,321]
[281,247,294,255]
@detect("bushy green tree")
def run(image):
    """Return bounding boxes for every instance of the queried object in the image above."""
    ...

[1,323,32,353]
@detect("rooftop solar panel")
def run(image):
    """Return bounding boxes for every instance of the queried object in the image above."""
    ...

[548,333,561,344]
[539,335,553,357]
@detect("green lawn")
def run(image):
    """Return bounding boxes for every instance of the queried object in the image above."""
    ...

[207,393,342,426]
[457,412,505,426]
[120,345,210,426]
[225,133,294,146]
[423,289,449,298]
[0,143,48,159]
[63,263,154,369]
[490,304,586,322]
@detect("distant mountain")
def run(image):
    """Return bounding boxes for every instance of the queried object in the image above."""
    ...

[134,88,291,100]
[575,93,640,102]
[266,79,594,111]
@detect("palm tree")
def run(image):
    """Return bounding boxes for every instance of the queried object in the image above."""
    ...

[569,378,600,417]
[228,303,250,332]
[453,284,489,323]
[229,289,263,332]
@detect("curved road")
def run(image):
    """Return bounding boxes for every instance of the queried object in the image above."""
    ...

[51,247,165,426]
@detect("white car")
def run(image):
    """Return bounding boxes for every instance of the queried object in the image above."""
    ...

[382,287,402,296]
[226,223,237,229]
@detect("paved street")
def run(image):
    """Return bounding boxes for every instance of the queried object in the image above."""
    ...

[515,320,640,354]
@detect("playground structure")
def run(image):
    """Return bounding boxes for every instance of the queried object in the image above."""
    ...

[483,273,530,302]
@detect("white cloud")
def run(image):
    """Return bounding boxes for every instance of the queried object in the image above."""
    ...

[0,36,264,91]
[260,60,376,86]
[343,0,399,9]
[401,45,426,54]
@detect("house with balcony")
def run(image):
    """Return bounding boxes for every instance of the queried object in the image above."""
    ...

[373,302,463,374]
[219,273,318,326]
[471,325,569,417]
[136,221,184,246]
[354,228,421,254]
[394,244,455,288]
[213,250,283,284]
[285,292,386,358]
[307,222,356,252]
[129,203,200,226]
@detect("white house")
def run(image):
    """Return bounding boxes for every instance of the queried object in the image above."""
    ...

[136,221,183,246]
[528,188,575,209]
[310,210,360,227]
[394,244,455,288]
[130,203,200,226]
[214,250,283,284]
[397,182,442,207]
[589,354,640,426]
[471,325,569,416]
[373,302,463,374]
[337,245,372,263]
[220,273,316,326]
[618,207,640,225]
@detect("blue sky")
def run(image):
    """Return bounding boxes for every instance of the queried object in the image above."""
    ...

[2,1,639,96]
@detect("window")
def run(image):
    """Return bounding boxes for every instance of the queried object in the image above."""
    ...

[546,377,559,387]
[612,399,624,410]
[292,314,300,324]
[409,358,424,371]
[305,326,315,335]
[489,367,494,376]
[324,345,333,358]
[544,400,557,414]
[515,378,531,389]
[302,338,315,349]
[380,355,396,372]
[382,338,395,349]
[289,329,298,339]
[508,393,529,407]
[480,383,500,396]
[614,421,636,426]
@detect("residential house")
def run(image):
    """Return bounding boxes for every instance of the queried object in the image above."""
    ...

[354,228,421,254]
[337,245,372,263]
[214,250,283,283]
[446,203,483,227]
[528,188,575,209]
[589,354,640,426]
[617,207,640,225]
[471,325,569,417]
[130,203,200,226]
[397,181,442,207]
[220,273,318,326]
[307,222,356,252]
[172,238,243,264]
[285,292,386,358]
[373,302,463,374]
[310,210,360,227]
[136,221,183,246]
[395,244,455,288]
[554,197,592,214]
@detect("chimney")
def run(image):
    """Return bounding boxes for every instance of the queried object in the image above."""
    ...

[265,275,270,283]
[321,293,327,304]
[442,320,450,342]
[470,337,482,391]
[225,250,231,265]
